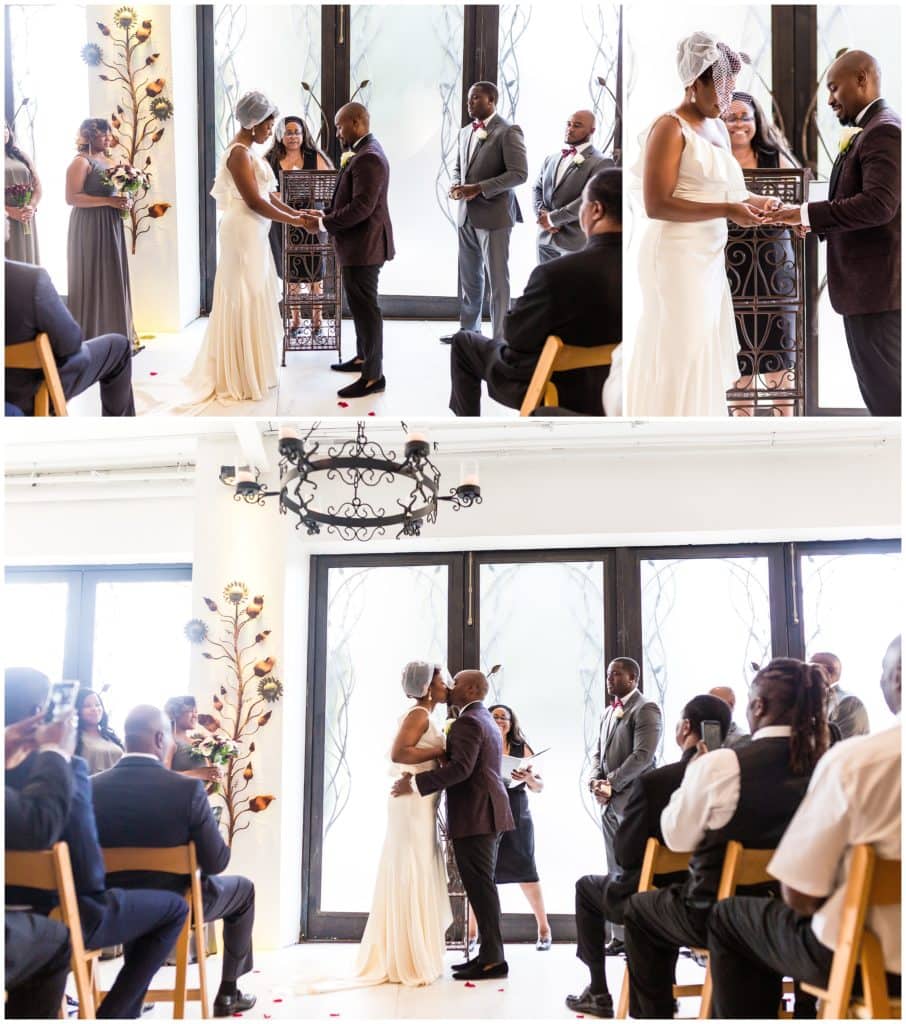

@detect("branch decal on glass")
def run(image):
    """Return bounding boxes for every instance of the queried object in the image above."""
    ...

[185,580,280,846]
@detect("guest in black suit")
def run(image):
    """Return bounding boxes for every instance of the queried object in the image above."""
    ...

[5,258,135,416]
[5,669,188,1019]
[449,167,622,416]
[565,695,732,1018]
[622,659,830,1018]
[766,50,900,415]
[5,709,75,1019]
[91,705,257,1018]
[392,670,515,980]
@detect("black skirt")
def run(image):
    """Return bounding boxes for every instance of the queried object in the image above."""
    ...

[494,785,539,884]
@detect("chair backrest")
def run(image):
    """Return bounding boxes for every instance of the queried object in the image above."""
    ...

[638,837,693,892]
[102,844,196,877]
[716,840,777,900]
[5,333,68,416]
[519,334,618,415]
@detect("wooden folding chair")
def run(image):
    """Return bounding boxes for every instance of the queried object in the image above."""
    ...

[519,334,618,415]
[5,841,100,1018]
[800,845,901,1020]
[616,838,693,1018]
[101,843,210,1019]
[5,332,68,416]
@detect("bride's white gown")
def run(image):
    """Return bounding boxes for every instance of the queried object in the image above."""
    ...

[300,708,452,992]
[625,112,748,416]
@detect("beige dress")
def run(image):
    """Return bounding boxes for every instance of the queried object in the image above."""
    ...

[78,731,124,775]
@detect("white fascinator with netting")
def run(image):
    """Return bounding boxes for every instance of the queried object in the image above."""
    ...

[677,32,749,112]
[235,90,278,129]
[401,660,437,699]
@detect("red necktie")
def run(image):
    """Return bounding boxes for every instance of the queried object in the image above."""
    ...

[472,120,486,132]
[561,146,577,157]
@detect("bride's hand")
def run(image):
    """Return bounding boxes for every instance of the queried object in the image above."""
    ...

[727,202,766,227]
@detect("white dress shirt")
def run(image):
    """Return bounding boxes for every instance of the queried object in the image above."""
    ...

[467,109,497,165]
[601,686,640,749]
[768,722,901,971]
[554,140,592,189]
[660,725,792,851]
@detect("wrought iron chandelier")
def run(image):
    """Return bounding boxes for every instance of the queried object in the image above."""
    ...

[219,422,482,541]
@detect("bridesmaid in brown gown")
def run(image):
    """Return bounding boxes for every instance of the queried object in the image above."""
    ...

[4,120,41,264]
[64,118,137,345]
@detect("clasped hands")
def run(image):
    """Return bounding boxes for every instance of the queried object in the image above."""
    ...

[589,778,612,806]
[296,209,321,232]
[731,195,809,236]
[449,183,482,202]
[536,209,559,234]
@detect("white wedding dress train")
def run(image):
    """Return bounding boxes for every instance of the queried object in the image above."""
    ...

[625,112,748,416]
[298,709,452,992]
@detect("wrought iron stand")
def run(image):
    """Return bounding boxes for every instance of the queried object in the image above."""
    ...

[726,167,809,416]
[439,801,470,955]
[280,168,341,366]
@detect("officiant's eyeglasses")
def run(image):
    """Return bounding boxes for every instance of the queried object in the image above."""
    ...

[722,114,755,124]
[492,712,511,722]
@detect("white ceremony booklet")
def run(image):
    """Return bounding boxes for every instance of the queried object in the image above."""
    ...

[500,747,550,787]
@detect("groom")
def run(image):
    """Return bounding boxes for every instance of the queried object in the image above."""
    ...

[391,669,514,980]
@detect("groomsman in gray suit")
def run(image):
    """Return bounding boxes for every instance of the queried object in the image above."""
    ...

[589,657,663,952]
[534,110,612,263]
[442,82,528,344]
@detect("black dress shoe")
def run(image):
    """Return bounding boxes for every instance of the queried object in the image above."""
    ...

[603,938,626,956]
[330,357,363,372]
[565,986,614,1018]
[337,375,386,399]
[452,960,508,981]
[440,333,457,344]
[213,991,257,1017]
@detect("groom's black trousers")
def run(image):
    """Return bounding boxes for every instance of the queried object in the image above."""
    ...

[843,309,900,416]
[453,833,505,964]
[342,264,383,380]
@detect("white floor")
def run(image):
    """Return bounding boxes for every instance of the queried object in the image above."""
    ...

[91,940,713,1019]
[68,319,514,419]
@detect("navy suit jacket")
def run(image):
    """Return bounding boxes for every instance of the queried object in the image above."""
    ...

[6,755,110,930]
[91,755,231,900]
[415,703,514,839]
[5,259,83,411]
[5,750,73,851]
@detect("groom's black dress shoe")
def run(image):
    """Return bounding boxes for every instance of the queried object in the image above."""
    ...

[440,333,457,344]
[565,987,614,1018]
[337,375,386,399]
[213,991,257,1017]
[452,960,508,980]
[603,938,626,956]
[330,357,364,372]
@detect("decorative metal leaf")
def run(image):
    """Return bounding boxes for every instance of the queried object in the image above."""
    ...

[249,795,275,812]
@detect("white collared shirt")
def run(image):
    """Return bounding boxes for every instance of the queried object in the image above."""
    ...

[120,751,161,762]
[554,140,591,189]
[768,722,900,971]
[601,686,640,748]
[660,724,792,851]
[458,699,485,716]
[468,109,496,163]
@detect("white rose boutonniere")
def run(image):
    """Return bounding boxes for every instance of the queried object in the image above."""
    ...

[838,126,863,155]
[475,128,488,141]
[613,706,625,720]
[340,151,355,169]
[573,153,586,167]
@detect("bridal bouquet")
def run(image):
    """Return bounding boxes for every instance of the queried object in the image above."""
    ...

[187,730,240,792]
[101,163,150,217]
[5,183,34,235]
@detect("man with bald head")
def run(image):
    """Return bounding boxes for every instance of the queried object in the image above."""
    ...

[91,705,258,1017]
[810,651,870,739]
[392,670,514,980]
[300,101,394,400]
[709,686,751,749]
[766,48,900,415]
[533,109,612,263]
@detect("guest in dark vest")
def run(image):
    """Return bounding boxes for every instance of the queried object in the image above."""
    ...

[622,658,829,1018]
[566,694,732,1019]
[765,50,900,415]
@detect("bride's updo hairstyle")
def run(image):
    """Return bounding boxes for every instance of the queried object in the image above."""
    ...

[401,661,436,699]
[677,31,747,114]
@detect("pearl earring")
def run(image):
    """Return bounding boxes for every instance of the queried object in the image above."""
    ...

[691,90,697,104]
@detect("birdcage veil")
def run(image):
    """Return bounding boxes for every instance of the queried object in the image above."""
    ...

[235,91,278,129]
[677,32,749,114]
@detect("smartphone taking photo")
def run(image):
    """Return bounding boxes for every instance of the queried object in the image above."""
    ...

[701,719,724,752]
[43,681,78,724]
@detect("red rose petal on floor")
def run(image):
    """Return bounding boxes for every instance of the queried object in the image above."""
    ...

[263,1016,272,1020]
[273,997,283,1003]
[464,981,476,988]
[498,987,505,992]
[149,371,158,376]
[337,401,349,408]
[367,411,376,416]
[232,1014,243,1018]
[253,970,261,974]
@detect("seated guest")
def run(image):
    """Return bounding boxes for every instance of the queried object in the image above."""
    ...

[74,689,124,775]
[811,651,870,738]
[5,668,188,1019]
[449,168,622,416]
[5,710,75,1019]
[5,257,134,416]
[623,658,830,1018]
[566,694,732,1018]
[709,686,751,749]
[708,636,901,1018]
[91,705,257,1018]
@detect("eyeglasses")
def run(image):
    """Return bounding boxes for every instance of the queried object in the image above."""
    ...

[722,114,755,125]
[492,714,511,722]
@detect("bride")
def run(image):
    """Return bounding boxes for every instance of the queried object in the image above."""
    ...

[625,32,783,417]
[301,661,453,992]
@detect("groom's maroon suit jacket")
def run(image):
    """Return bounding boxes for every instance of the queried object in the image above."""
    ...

[415,703,514,840]
[807,98,900,317]
[322,134,395,268]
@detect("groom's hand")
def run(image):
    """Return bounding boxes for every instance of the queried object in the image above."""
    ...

[763,204,803,226]
[391,772,414,797]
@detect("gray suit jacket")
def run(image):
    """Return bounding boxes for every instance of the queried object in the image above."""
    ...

[591,689,663,815]
[453,114,528,230]
[533,145,612,252]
